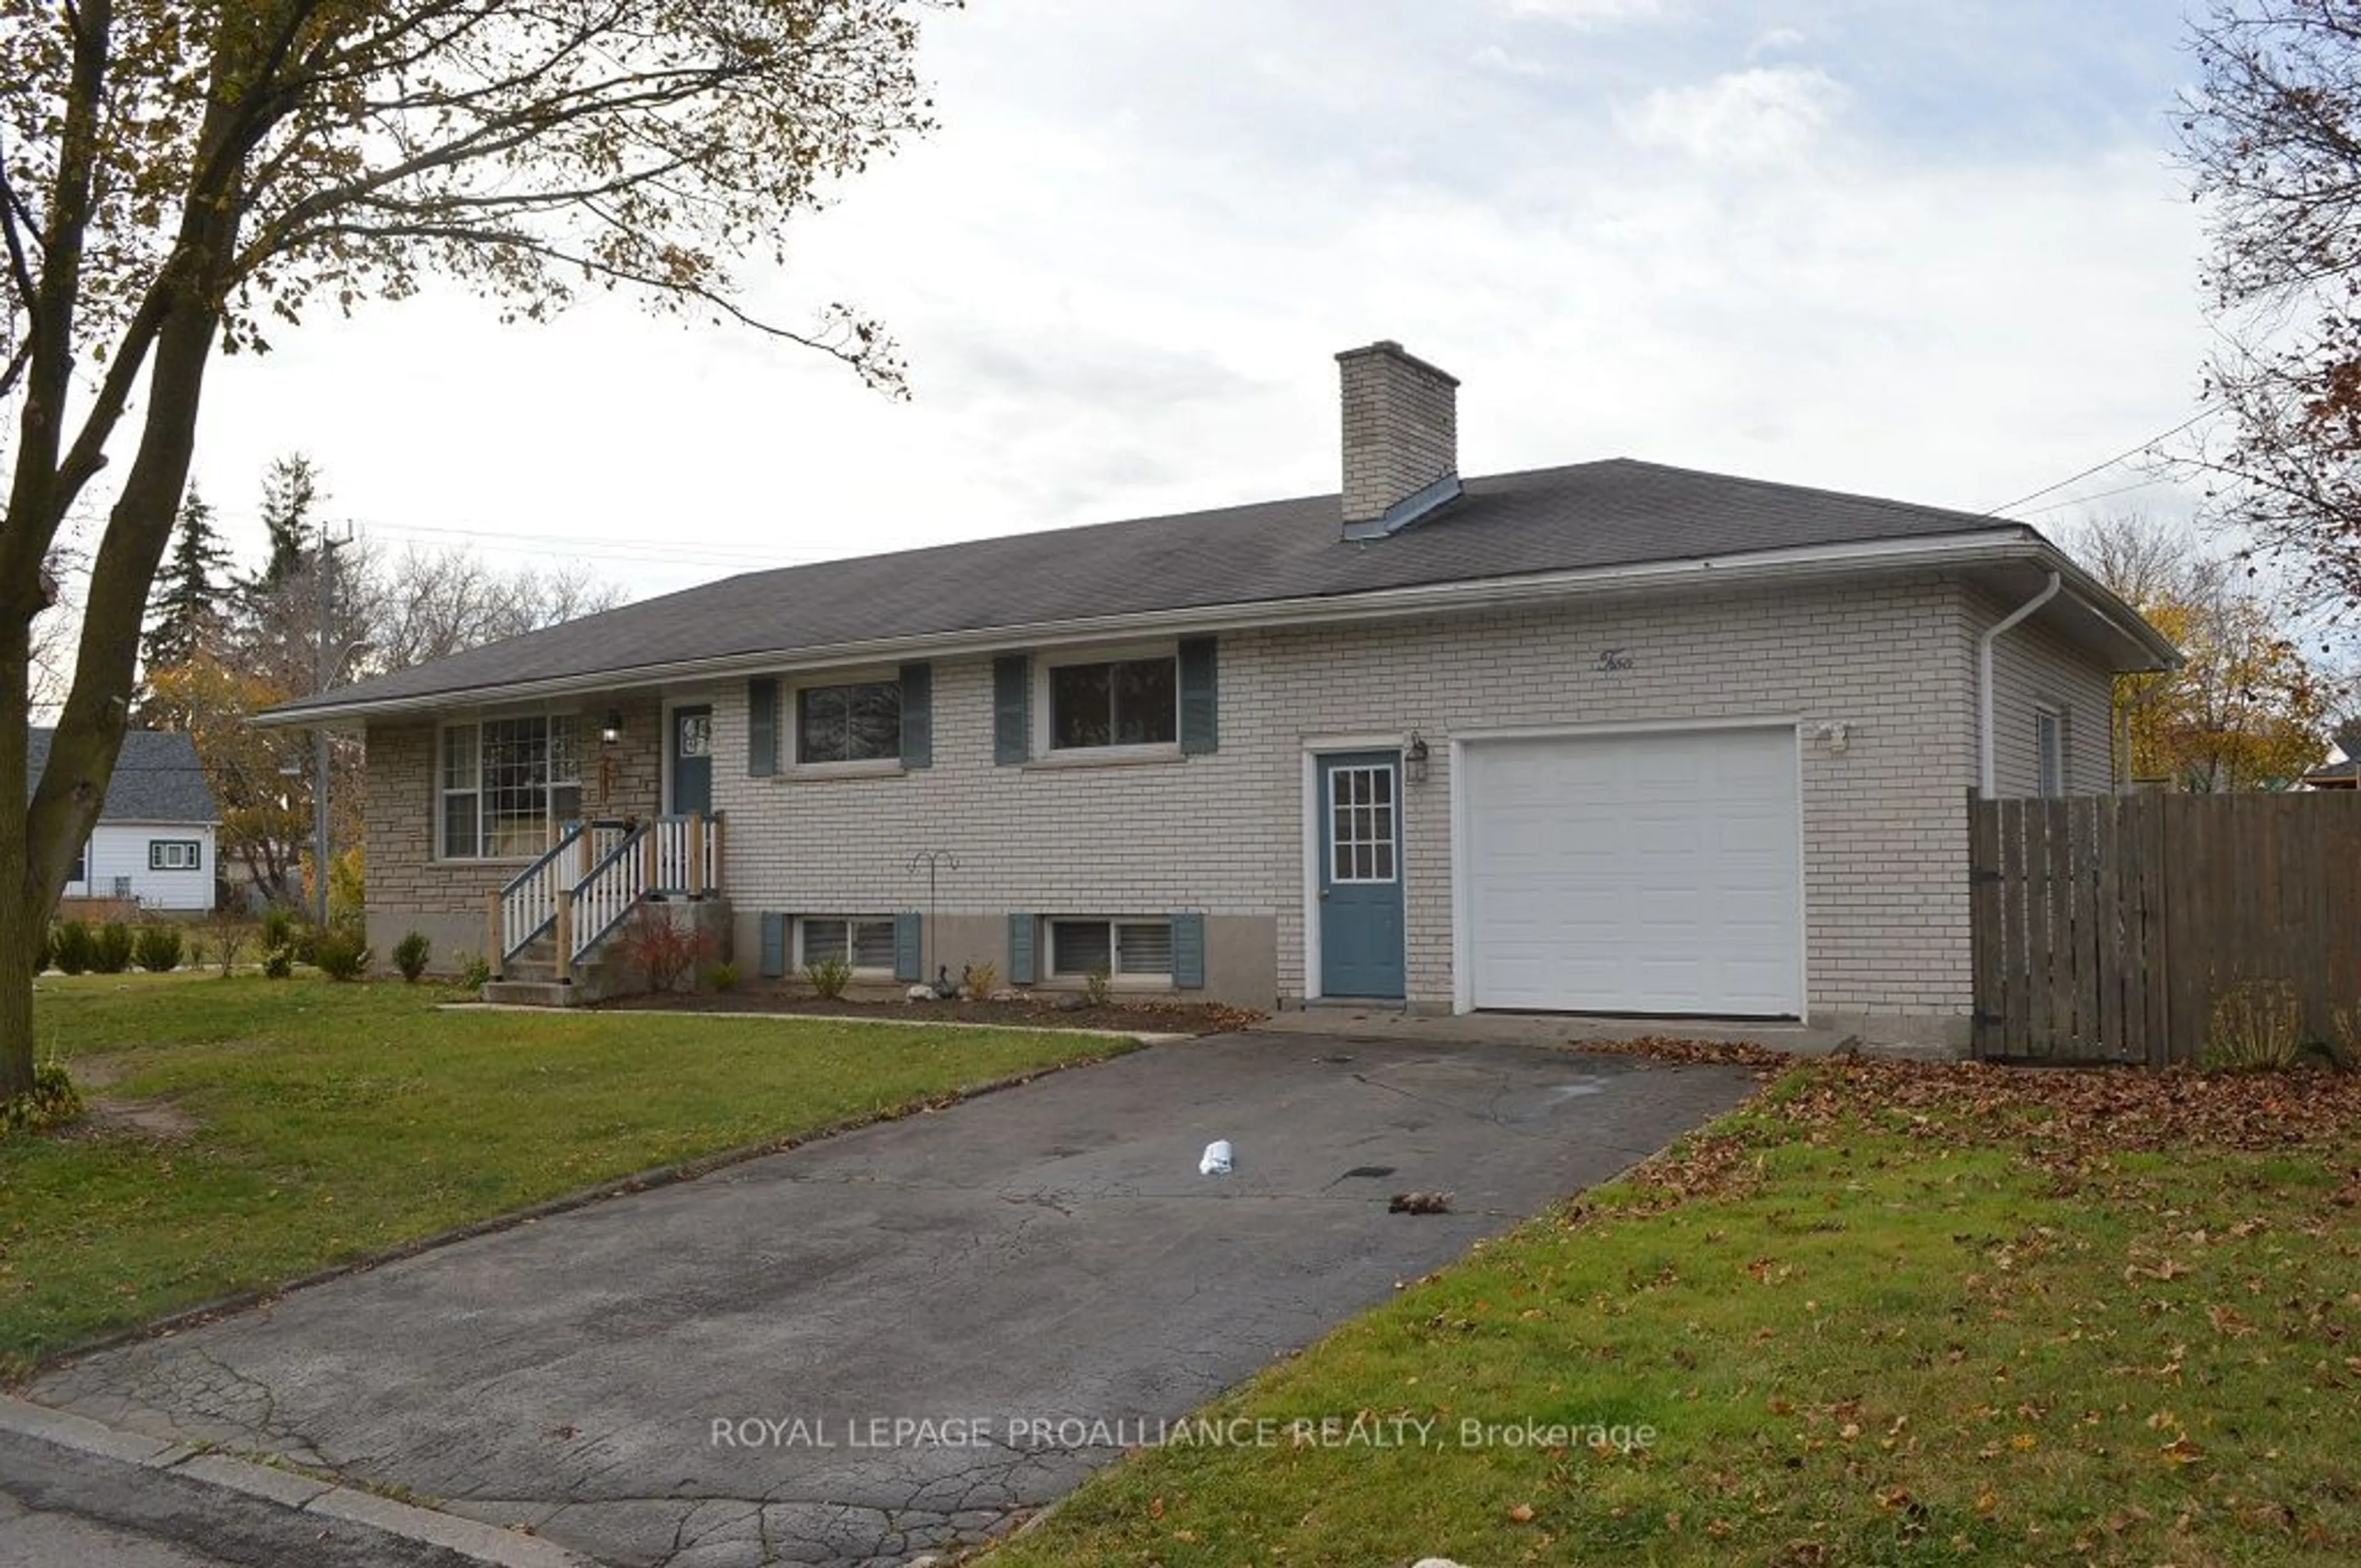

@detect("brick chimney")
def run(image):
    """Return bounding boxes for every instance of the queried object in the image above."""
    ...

[1337,340,1462,539]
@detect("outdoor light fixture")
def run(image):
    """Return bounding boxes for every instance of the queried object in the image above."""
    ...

[602,709,622,746]
[1406,731,1431,785]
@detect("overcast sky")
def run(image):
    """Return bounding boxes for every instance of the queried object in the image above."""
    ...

[177,0,2210,600]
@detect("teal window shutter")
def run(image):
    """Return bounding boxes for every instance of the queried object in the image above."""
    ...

[1179,637,1218,754]
[899,662,933,769]
[748,677,778,777]
[1171,913,1206,990]
[759,913,788,979]
[993,654,1030,765]
[894,911,923,983]
[1007,913,1037,985]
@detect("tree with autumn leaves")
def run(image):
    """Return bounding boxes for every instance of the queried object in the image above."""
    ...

[2183,2,2361,617]
[2071,514,2329,791]
[0,1,939,1106]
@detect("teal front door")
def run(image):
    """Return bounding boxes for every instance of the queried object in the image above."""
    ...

[671,705,713,816]
[1318,751,1406,999]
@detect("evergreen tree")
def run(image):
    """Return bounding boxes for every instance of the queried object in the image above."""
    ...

[245,454,325,600]
[142,489,232,678]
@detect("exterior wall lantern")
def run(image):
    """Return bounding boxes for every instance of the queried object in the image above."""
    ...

[602,709,623,747]
[1406,731,1431,785]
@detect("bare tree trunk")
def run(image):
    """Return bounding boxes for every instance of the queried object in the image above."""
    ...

[1,614,33,1101]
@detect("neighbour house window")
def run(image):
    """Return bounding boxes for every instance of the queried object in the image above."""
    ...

[69,842,85,884]
[440,716,582,858]
[800,917,898,973]
[1049,919,1173,980]
[148,840,201,871]
[796,678,901,765]
[1047,654,1177,750]
[2035,707,2067,798]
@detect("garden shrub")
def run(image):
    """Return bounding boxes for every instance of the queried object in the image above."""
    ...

[453,950,492,991]
[614,906,716,994]
[804,956,852,1000]
[702,960,738,993]
[392,931,431,983]
[133,924,184,973]
[92,921,135,975]
[312,929,371,981]
[2205,978,2304,1071]
[49,921,93,975]
[261,944,295,980]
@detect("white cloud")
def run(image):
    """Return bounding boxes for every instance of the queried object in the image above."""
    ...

[1749,25,1808,57]
[1620,64,1848,163]
[1501,0,1667,25]
[1471,44,1554,78]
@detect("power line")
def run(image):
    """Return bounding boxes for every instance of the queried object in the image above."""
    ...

[2007,474,2181,516]
[1987,409,2215,517]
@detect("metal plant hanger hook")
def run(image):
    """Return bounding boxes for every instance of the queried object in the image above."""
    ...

[906,849,961,992]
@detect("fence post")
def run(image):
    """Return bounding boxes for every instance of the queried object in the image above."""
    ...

[485,892,502,976]
[554,890,574,984]
[1967,789,1998,1059]
[643,826,660,892]
[687,813,706,898]
[709,812,725,893]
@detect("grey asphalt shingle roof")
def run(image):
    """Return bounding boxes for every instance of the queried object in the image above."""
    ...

[28,729,220,823]
[267,457,2043,716]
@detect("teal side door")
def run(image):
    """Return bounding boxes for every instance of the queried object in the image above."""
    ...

[671,705,713,816]
[1318,751,1406,999]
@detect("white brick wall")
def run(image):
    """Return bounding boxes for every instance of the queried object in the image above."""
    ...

[694,570,2100,1021]
[364,571,2128,1023]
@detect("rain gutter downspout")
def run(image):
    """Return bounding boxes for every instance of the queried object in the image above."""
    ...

[1977,571,2062,797]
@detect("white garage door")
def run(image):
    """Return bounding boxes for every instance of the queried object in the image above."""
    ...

[1464,727,1803,1016]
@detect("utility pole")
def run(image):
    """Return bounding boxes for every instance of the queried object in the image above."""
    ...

[312,525,351,927]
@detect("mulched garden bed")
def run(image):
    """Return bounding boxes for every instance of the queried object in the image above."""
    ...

[594,988,1266,1036]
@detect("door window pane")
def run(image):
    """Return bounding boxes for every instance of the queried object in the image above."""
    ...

[1329,765,1399,884]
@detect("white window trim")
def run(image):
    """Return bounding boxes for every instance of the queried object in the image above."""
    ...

[2035,703,2068,798]
[436,710,585,863]
[786,665,907,775]
[1033,641,1182,762]
[1045,916,1174,988]
[148,839,202,871]
[794,915,899,978]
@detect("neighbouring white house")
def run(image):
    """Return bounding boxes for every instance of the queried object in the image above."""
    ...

[258,341,2176,1048]
[33,729,222,914]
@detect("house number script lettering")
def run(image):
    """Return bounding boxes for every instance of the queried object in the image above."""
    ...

[1596,649,1635,672]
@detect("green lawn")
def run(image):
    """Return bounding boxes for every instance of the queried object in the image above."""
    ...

[991,1058,2361,1568]
[2,972,1128,1381]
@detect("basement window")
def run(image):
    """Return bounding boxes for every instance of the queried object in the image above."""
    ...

[1049,919,1173,981]
[800,917,897,975]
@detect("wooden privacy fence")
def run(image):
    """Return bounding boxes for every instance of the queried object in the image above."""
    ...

[1968,790,2361,1065]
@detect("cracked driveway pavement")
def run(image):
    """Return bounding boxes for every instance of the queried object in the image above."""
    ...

[26,1032,1755,1567]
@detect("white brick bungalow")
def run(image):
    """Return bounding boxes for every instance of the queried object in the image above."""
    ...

[259,343,2172,1047]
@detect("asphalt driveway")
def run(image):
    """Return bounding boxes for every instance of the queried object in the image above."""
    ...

[26,1032,1755,1567]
